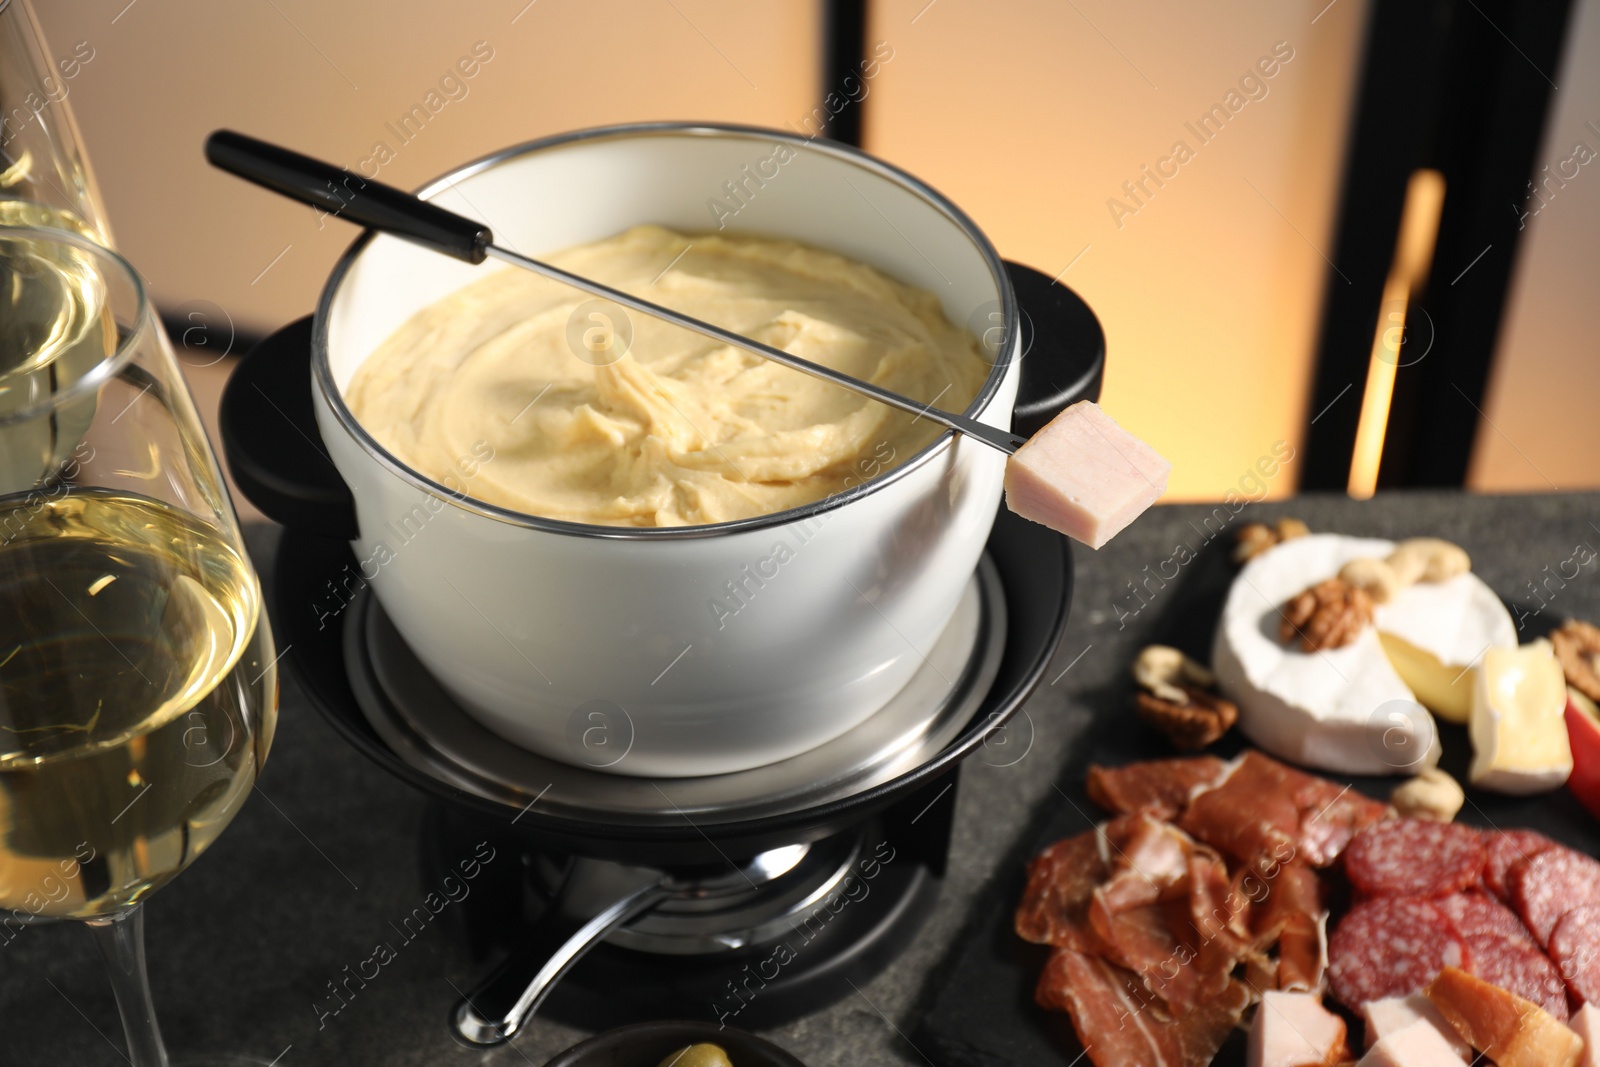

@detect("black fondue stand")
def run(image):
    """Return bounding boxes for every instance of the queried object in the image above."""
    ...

[214,262,1099,1048]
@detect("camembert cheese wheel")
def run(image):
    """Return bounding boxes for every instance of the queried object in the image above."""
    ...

[1212,534,1515,776]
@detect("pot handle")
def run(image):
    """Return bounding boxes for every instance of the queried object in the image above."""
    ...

[1003,261,1106,437]
[450,858,670,1047]
[219,315,360,540]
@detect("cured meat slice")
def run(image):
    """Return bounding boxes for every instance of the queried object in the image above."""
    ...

[1327,897,1469,1010]
[1549,903,1600,1005]
[1088,820,1245,1013]
[1436,891,1536,947]
[1181,850,1253,973]
[1085,756,1227,820]
[1099,813,1193,904]
[1249,862,1327,992]
[1426,967,1585,1067]
[1034,947,1250,1067]
[1293,778,1391,869]
[1344,819,1486,898]
[1178,751,1387,874]
[1016,830,1106,950]
[1510,847,1600,946]
[1467,934,1569,1020]
[1482,828,1557,900]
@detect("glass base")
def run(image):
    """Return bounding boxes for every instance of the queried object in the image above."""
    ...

[172,1057,279,1066]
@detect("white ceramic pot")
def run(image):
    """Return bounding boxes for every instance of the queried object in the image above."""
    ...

[312,123,1020,777]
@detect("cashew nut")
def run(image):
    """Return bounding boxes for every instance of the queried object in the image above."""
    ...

[1387,538,1470,585]
[1390,767,1465,822]
[1275,517,1310,541]
[1133,645,1215,705]
[1338,557,1402,604]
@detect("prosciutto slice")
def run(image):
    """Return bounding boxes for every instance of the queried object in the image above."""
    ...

[1036,948,1251,1067]
[1248,862,1328,992]
[1087,756,1229,821]
[1016,830,1107,951]
[1178,751,1388,872]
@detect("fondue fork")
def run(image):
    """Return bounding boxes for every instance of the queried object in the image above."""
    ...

[204,130,1027,455]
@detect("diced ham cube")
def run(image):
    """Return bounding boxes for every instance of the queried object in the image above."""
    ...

[1357,1019,1477,1066]
[1004,400,1169,548]
[1362,995,1470,1061]
[1425,966,1584,1067]
[1247,990,1350,1067]
[1571,1003,1600,1067]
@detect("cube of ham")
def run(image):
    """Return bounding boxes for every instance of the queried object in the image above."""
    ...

[1357,1019,1477,1067]
[1571,1003,1600,1067]
[1362,995,1470,1061]
[1425,966,1584,1067]
[1247,990,1350,1067]
[1004,400,1169,549]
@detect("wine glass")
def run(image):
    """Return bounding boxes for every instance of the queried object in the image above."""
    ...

[0,0,113,240]
[0,226,278,1066]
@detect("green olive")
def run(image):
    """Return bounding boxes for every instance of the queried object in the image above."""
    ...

[656,1042,734,1067]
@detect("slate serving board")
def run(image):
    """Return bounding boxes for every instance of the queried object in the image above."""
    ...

[913,533,1600,1067]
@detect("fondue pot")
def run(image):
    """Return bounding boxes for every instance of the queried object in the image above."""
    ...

[220,141,1104,1036]
[270,123,1029,778]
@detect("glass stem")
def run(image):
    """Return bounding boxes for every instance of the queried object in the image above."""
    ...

[87,905,170,1067]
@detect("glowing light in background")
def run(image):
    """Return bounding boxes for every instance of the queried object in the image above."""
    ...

[1347,167,1445,499]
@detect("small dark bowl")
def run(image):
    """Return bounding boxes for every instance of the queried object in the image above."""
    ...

[541,1021,806,1067]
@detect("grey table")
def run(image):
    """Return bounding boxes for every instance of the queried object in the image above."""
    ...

[3,491,1596,1067]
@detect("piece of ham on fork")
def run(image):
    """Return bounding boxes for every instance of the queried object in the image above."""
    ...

[1005,400,1170,548]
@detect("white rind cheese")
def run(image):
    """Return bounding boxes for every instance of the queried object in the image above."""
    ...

[1469,639,1572,794]
[1214,534,1515,776]
[1376,565,1518,723]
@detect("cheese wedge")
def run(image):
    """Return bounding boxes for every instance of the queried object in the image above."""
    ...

[1376,568,1516,723]
[1214,534,1515,776]
[1357,1019,1476,1067]
[1469,639,1573,794]
[1003,401,1170,549]
[1248,990,1350,1067]
[1362,995,1470,1061]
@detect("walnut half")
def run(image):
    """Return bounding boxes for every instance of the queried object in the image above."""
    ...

[1135,686,1238,751]
[1130,645,1237,750]
[1552,618,1600,703]
[1279,577,1373,652]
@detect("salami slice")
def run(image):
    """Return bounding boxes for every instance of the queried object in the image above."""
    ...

[1437,891,1536,947]
[1510,847,1600,946]
[1344,819,1486,898]
[1482,828,1557,900]
[1549,903,1600,1006]
[1327,897,1470,1010]
[1467,935,1570,1020]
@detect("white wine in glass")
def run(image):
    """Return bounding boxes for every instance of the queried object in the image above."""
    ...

[0,227,278,1066]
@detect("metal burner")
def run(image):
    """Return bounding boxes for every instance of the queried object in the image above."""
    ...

[348,559,1006,827]
[519,832,863,957]
[451,827,884,1045]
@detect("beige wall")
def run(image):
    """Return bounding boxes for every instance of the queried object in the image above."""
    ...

[29,0,823,337]
[1469,0,1600,493]
[29,0,1374,505]
[864,0,1369,501]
